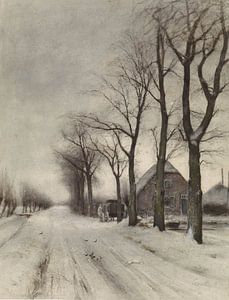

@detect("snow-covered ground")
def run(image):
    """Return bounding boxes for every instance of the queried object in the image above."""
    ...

[0,206,228,299]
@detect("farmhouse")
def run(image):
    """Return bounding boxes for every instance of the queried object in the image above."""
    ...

[136,161,188,216]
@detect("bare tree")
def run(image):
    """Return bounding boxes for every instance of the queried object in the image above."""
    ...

[61,122,101,217]
[0,171,17,217]
[90,134,127,222]
[140,6,182,231]
[161,0,229,243]
[55,150,86,214]
[21,183,52,213]
[79,34,153,225]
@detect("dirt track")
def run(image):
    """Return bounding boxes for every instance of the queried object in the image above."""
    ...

[0,207,228,300]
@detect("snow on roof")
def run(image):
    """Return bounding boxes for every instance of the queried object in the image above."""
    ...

[203,183,229,205]
[136,161,181,195]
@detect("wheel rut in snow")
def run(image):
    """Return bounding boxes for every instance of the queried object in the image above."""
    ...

[90,253,127,293]
[0,218,28,249]
[99,237,195,299]
[99,239,168,296]
[133,238,210,279]
[79,237,149,299]
[30,248,51,299]
[69,228,131,298]
[106,236,203,299]
[65,239,93,299]
[29,216,94,300]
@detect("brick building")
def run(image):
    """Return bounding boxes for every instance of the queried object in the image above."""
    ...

[136,161,188,216]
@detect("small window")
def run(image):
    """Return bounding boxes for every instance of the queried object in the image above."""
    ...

[164,197,170,206]
[164,179,172,189]
[165,196,175,207]
[169,196,175,208]
[181,194,187,200]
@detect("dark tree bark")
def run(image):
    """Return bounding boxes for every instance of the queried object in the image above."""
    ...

[152,26,169,231]
[90,135,127,222]
[128,153,137,225]
[140,19,177,230]
[154,110,168,231]
[79,174,85,215]
[86,174,93,217]
[55,151,87,214]
[188,142,202,243]
[115,175,122,223]
[59,124,101,217]
[74,173,85,214]
[79,34,152,226]
[164,0,229,243]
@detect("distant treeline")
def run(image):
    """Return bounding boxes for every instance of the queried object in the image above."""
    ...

[21,183,53,213]
[0,169,53,217]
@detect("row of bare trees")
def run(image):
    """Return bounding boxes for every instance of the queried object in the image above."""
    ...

[55,124,101,216]
[0,169,53,217]
[57,0,228,244]
[150,0,229,243]
[56,122,130,222]
[0,170,17,217]
[21,183,53,213]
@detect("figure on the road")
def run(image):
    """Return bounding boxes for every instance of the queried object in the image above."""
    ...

[103,205,110,222]
[97,204,104,222]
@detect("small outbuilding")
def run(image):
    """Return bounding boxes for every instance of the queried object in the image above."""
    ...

[203,183,229,215]
[136,161,188,217]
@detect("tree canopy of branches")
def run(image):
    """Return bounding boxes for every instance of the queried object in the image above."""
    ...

[59,121,101,217]
[55,150,85,215]
[156,0,229,243]
[21,183,53,213]
[0,170,17,217]
[79,34,154,225]
[90,134,128,222]
[139,3,184,231]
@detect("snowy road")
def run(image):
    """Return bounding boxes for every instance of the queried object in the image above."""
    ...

[0,206,228,299]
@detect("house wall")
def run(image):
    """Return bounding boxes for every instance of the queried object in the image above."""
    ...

[137,172,188,216]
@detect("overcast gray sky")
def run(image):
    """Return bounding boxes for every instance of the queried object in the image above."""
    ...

[0,0,135,201]
[0,0,229,203]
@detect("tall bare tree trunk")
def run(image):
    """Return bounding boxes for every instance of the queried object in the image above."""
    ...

[153,27,168,231]
[182,64,203,243]
[79,175,85,215]
[86,175,93,217]
[75,179,80,212]
[115,176,122,223]
[154,111,168,231]
[187,142,202,244]
[128,153,137,226]
[160,0,228,244]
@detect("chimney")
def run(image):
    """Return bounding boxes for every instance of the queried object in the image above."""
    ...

[221,168,224,186]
